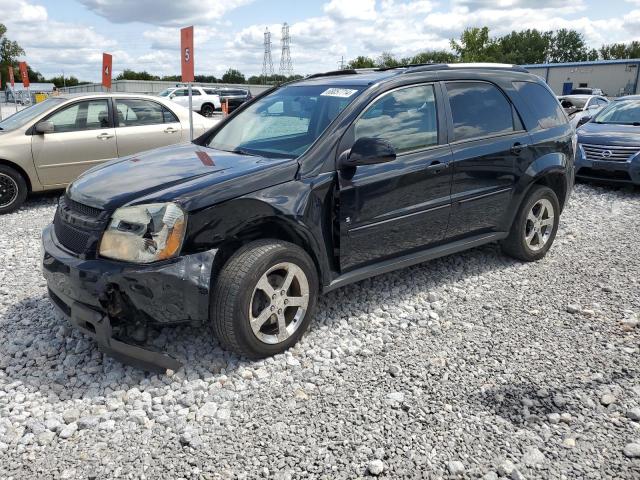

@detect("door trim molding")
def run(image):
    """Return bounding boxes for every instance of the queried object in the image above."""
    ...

[325,231,507,292]
[349,203,450,234]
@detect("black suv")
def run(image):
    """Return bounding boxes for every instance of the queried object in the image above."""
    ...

[42,64,575,370]
[210,87,252,112]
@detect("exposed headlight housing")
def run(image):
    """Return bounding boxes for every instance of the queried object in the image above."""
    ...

[99,203,186,263]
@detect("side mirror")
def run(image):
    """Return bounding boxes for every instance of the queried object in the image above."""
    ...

[339,137,396,168]
[576,116,592,128]
[169,94,176,99]
[35,120,54,134]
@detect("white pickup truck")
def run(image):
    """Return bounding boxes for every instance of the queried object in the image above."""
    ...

[159,86,221,117]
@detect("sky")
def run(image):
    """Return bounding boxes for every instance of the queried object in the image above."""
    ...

[2,0,640,82]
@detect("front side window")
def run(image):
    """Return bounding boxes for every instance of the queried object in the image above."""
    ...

[116,99,166,127]
[354,85,438,153]
[447,81,514,141]
[513,81,567,130]
[207,84,365,158]
[172,89,188,97]
[594,99,640,125]
[48,100,110,133]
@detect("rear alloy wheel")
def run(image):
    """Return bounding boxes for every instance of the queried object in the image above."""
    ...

[0,166,28,215]
[211,240,318,358]
[501,185,560,261]
[200,104,215,117]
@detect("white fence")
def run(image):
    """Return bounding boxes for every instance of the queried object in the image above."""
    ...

[59,80,273,96]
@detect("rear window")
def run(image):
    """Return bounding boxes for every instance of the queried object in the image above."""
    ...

[515,82,567,129]
[446,81,514,141]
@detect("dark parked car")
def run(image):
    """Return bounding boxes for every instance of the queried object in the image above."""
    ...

[210,87,252,112]
[42,64,575,370]
[575,95,640,185]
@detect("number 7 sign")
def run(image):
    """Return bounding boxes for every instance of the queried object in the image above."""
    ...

[102,53,112,89]
[181,26,194,83]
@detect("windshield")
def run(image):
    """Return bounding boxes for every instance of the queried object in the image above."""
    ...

[0,97,66,131]
[594,99,640,125]
[158,88,175,97]
[207,84,365,158]
[560,97,587,109]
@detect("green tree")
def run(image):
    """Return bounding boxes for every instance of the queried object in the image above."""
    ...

[599,41,640,60]
[450,27,502,62]
[115,69,159,81]
[546,29,588,63]
[376,52,403,68]
[347,55,376,69]
[410,50,458,64]
[221,68,245,84]
[497,29,551,64]
[0,23,25,89]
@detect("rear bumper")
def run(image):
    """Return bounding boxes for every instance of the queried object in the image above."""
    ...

[42,224,218,371]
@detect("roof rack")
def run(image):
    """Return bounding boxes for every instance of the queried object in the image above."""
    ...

[305,69,360,79]
[402,63,528,74]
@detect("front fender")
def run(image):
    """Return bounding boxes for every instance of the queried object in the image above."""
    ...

[183,174,336,288]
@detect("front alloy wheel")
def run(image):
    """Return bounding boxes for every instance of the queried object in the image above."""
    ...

[211,240,318,358]
[249,262,310,344]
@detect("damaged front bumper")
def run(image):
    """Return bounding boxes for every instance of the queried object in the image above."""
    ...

[41,224,217,372]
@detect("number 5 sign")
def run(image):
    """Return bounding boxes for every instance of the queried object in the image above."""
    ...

[102,53,112,89]
[181,26,194,83]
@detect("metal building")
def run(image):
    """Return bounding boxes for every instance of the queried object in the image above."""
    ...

[524,59,640,97]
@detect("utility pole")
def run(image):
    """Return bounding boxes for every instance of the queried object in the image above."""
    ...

[338,56,345,70]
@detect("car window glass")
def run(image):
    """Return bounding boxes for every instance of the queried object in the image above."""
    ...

[48,100,110,133]
[354,85,438,153]
[191,90,201,96]
[163,107,179,123]
[116,99,165,127]
[513,81,566,130]
[172,89,187,97]
[446,82,514,141]
[204,89,217,95]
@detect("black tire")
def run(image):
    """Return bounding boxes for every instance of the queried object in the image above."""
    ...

[0,165,28,215]
[211,240,318,358]
[501,185,560,262]
[200,103,215,117]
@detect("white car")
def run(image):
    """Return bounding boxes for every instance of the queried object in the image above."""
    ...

[159,86,221,117]
[558,94,609,128]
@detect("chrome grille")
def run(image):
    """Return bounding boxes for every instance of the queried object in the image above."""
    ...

[582,144,640,163]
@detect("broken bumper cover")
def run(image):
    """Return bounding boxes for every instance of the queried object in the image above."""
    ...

[41,224,217,372]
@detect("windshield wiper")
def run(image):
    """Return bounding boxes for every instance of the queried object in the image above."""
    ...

[231,148,258,156]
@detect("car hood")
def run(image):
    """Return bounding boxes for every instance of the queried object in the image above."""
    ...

[577,122,640,146]
[67,143,299,212]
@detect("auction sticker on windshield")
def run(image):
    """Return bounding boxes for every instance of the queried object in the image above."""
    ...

[320,88,358,98]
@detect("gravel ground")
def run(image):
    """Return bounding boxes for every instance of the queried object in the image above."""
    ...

[1,184,639,479]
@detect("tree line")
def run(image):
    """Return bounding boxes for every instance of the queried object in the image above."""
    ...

[348,27,640,69]
[2,23,640,90]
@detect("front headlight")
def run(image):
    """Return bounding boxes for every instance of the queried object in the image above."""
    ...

[99,203,186,263]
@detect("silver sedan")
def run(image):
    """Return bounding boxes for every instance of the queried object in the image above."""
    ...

[0,93,218,213]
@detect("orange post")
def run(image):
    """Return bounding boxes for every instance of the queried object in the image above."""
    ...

[222,99,229,115]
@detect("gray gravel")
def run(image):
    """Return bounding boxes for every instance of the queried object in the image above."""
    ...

[1,184,640,479]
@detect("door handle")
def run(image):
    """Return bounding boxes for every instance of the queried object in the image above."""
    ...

[96,132,114,140]
[511,142,529,154]
[164,127,178,134]
[426,161,447,173]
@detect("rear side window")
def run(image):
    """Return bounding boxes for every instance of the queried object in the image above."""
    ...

[354,84,438,153]
[513,81,566,129]
[446,82,514,141]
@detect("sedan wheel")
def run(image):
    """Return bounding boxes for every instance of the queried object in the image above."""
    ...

[0,173,19,209]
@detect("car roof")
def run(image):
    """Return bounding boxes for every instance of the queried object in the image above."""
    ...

[292,63,531,87]
[614,95,640,101]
